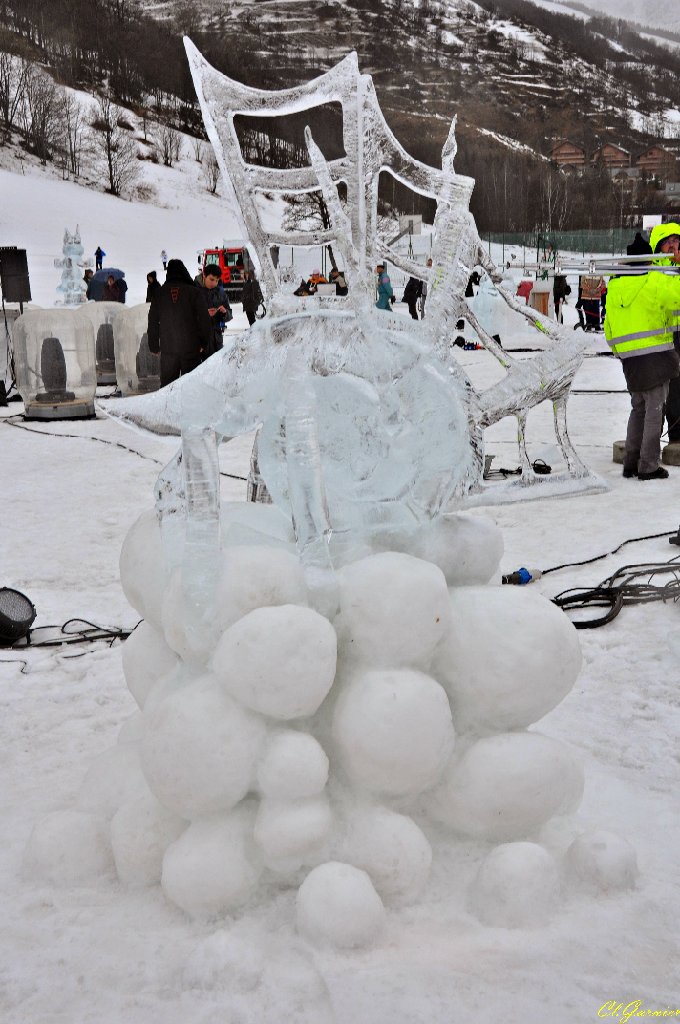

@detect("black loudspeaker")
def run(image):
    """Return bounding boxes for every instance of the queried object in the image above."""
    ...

[0,247,31,303]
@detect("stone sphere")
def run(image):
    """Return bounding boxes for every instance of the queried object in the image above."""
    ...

[162,807,261,918]
[141,678,266,819]
[332,668,454,798]
[428,731,583,840]
[401,512,504,586]
[566,830,639,892]
[338,552,452,670]
[296,861,385,949]
[257,731,329,800]
[212,605,337,720]
[469,842,560,928]
[121,621,178,709]
[433,586,582,733]
[341,806,432,904]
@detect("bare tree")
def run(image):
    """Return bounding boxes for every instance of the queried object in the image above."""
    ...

[0,53,29,133]
[192,136,204,163]
[202,150,220,193]
[91,92,139,196]
[61,90,87,178]
[23,66,61,164]
[156,123,183,167]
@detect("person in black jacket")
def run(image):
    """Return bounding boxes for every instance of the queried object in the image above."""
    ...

[197,263,232,354]
[402,276,422,320]
[241,270,264,326]
[147,259,212,387]
[145,270,161,304]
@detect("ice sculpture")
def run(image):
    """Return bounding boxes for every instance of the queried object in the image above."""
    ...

[22,48,635,970]
[54,226,91,306]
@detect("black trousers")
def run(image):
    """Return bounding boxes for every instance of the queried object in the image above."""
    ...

[160,352,202,388]
[246,310,256,326]
[407,300,419,320]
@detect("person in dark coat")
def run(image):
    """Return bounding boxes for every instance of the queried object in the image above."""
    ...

[102,274,122,302]
[553,275,571,323]
[147,259,213,387]
[95,246,105,271]
[241,270,264,326]
[197,263,232,354]
[146,271,161,304]
[402,276,423,320]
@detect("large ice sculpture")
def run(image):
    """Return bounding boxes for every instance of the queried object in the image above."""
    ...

[23,49,634,981]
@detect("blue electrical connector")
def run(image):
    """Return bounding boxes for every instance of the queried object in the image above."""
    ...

[501,567,543,585]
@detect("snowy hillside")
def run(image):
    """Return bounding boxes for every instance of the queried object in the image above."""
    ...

[554,0,680,35]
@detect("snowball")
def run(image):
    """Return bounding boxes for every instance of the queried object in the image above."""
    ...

[332,668,454,798]
[161,807,261,918]
[341,806,432,904]
[23,810,113,885]
[433,586,582,733]
[338,552,452,670]
[119,509,168,628]
[141,678,266,819]
[76,742,148,820]
[428,731,583,841]
[142,662,191,714]
[212,605,337,720]
[220,500,294,547]
[110,792,186,886]
[566,830,638,892]
[257,731,329,800]
[468,842,560,928]
[296,862,385,949]
[394,513,504,586]
[121,621,179,709]
[254,797,332,871]
[161,546,309,664]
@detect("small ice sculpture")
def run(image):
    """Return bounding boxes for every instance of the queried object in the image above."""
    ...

[54,226,91,307]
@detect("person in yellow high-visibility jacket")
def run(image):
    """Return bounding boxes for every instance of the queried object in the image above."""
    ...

[604,227,680,480]
[650,223,680,446]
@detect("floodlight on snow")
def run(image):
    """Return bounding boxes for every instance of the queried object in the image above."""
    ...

[13,309,96,419]
[113,303,160,397]
[0,587,36,645]
[76,302,123,385]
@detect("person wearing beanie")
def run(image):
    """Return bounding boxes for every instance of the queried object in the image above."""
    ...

[147,259,212,387]
[604,227,680,480]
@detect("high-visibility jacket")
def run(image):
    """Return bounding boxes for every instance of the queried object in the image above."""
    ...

[604,272,680,392]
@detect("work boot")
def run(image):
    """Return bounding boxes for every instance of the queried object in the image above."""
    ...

[638,466,669,480]
[622,465,638,478]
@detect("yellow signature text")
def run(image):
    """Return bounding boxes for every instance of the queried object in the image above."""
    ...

[599,1002,680,1023]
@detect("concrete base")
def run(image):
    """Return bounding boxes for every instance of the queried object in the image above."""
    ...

[662,442,680,466]
[613,440,626,465]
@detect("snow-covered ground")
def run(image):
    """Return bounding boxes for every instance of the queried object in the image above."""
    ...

[3,165,680,1023]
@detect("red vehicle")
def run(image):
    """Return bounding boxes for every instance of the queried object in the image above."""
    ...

[197,245,254,301]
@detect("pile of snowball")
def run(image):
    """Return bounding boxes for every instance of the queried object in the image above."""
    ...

[23,502,638,946]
